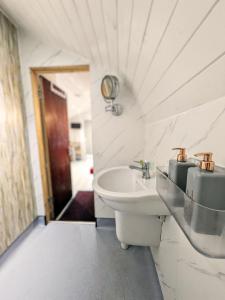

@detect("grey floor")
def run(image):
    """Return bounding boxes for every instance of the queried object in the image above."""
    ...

[0,221,163,300]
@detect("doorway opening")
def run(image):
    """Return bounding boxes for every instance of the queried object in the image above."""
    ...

[31,65,95,223]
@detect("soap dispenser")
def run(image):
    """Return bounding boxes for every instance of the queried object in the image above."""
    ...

[185,152,225,234]
[168,147,196,192]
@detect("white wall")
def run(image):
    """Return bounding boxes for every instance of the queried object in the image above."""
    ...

[18,30,88,215]
[18,31,145,218]
[91,66,145,217]
[84,120,92,155]
[141,0,225,298]
[17,0,225,298]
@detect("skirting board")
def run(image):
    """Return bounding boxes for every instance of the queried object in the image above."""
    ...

[0,216,45,267]
[96,218,115,228]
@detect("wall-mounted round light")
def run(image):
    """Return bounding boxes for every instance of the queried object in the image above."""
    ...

[101,75,119,101]
[101,75,122,116]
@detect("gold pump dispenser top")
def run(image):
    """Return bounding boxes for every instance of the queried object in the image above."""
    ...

[172,147,187,162]
[194,152,215,172]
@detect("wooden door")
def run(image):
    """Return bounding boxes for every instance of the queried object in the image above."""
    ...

[40,76,72,217]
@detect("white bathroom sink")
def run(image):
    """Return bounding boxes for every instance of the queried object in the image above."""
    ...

[93,165,169,248]
[93,166,169,215]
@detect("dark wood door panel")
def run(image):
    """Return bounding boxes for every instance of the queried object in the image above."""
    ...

[41,77,72,217]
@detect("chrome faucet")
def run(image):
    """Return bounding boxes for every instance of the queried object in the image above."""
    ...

[129,160,150,179]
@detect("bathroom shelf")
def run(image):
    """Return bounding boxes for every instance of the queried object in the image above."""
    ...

[156,166,225,259]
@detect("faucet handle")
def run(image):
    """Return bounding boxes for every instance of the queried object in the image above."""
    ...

[133,160,144,168]
[133,160,149,168]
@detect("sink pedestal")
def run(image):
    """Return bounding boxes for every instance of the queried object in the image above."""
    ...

[120,242,129,250]
[115,211,163,248]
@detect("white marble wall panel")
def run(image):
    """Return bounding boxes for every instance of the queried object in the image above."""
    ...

[145,95,225,166]
[91,67,145,217]
[152,217,225,300]
[91,71,144,172]
[146,96,225,300]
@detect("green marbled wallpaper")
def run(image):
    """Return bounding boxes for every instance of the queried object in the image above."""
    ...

[0,13,36,254]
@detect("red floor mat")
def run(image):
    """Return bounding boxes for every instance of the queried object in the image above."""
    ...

[60,191,95,222]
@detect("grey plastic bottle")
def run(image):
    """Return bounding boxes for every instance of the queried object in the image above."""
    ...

[168,148,196,206]
[169,160,197,192]
[185,152,225,235]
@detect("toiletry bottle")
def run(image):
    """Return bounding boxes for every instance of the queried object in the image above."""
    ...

[168,147,196,192]
[185,152,225,234]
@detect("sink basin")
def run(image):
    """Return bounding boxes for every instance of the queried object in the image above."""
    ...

[97,168,144,193]
[93,165,169,248]
[93,166,169,215]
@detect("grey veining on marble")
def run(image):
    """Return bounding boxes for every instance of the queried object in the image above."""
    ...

[146,96,225,300]
[145,95,225,167]
[188,104,225,150]
[0,222,163,300]
[0,12,36,255]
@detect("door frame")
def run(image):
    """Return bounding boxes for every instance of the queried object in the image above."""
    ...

[30,65,90,222]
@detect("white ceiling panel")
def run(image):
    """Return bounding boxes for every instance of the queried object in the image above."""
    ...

[0,0,223,121]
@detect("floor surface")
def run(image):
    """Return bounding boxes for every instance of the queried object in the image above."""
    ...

[0,222,163,300]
